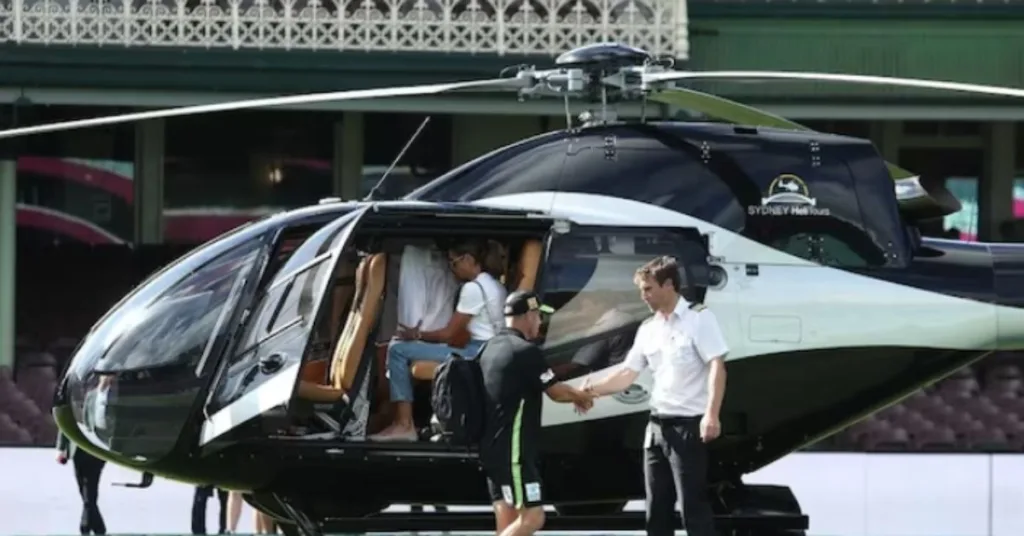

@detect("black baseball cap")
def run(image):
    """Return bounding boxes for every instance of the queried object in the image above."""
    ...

[504,290,555,317]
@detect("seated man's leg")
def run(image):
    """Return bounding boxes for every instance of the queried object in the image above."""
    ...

[371,340,465,441]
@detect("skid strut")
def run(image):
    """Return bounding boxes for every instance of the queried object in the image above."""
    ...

[275,493,324,536]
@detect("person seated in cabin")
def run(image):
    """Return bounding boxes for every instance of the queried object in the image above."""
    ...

[396,242,462,342]
[369,238,509,442]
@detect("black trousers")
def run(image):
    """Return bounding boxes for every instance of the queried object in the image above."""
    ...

[643,415,716,536]
[73,450,107,535]
[192,485,229,534]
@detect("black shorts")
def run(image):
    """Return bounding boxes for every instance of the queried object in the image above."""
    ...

[482,454,544,509]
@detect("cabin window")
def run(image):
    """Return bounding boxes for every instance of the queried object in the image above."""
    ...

[558,142,745,232]
[538,227,708,381]
[229,227,349,367]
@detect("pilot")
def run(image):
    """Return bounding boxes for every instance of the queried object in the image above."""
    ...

[370,238,508,441]
[477,290,594,536]
[582,255,728,536]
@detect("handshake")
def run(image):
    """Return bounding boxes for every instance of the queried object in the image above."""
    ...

[570,379,598,415]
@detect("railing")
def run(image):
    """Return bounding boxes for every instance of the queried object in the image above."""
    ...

[0,0,688,58]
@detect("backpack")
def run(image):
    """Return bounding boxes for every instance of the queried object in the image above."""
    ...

[431,350,487,447]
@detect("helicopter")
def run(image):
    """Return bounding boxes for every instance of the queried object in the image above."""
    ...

[13,42,1024,536]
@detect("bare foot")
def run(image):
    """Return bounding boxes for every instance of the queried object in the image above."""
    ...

[368,424,418,441]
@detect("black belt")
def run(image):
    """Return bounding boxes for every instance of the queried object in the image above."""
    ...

[649,414,701,425]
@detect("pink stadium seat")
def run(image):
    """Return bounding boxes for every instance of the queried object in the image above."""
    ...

[913,426,958,451]
[0,413,33,445]
[938,375,980,399]
[15,366,57,413]
[969,427,1011,451]
[867,427,911,451]
[945,411,978,435]
[985,363,1023,383]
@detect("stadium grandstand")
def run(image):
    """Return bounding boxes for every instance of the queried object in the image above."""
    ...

[4,0,1024,456]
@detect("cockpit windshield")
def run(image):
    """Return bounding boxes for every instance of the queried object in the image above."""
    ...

[94,240,263,374]
[60,226,270,461]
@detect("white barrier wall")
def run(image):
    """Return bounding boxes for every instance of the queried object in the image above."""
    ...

[2,448,1024,536]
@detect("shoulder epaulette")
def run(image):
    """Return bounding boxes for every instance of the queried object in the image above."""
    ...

[689,303,707,312]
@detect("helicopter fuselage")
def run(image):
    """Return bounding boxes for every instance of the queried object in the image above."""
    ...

[52,120,1024,534]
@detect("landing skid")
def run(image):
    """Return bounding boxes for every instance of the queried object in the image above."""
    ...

[260,484,809,536]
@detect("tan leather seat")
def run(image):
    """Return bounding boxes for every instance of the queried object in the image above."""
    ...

[515,239,543,292]
[409,239,545,382]
[329,253,387,392]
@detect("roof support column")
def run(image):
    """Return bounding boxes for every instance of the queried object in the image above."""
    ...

[870,120,902,163]
[334,112,363,201]
[0,159,15,368]
[134,118,165,244]
[979,121,1016,241]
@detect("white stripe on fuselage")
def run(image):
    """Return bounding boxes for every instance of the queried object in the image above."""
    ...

[469,192,1001,426]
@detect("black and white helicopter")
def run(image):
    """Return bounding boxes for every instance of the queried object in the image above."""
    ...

[12,42,1024,536]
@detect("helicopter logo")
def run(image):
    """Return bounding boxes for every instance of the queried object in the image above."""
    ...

[750,174,831,217]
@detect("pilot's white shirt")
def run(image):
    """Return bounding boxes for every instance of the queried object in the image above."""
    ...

[622,297,729,417]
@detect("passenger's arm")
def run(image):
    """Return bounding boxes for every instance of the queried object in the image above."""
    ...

[583,326,646,397]
[418,282,477,344]
[418,312,472,345]
[544,382,591,404]
[522,348,591,406]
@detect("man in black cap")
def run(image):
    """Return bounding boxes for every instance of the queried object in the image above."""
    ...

[477,290,595,536]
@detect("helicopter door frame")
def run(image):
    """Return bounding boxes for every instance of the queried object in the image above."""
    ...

[198,207,371,447]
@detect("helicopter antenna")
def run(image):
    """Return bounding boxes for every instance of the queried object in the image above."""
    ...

[364,116,431,201]
[563,94,573,129]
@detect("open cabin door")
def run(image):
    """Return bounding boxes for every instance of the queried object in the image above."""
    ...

[199,207,370,447]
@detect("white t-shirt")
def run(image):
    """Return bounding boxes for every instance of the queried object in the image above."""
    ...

[455,272,507,342]
[623,298,729,417]
[397,244,460,332]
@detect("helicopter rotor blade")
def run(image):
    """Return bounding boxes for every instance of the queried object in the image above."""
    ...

[644,70,1024,100]
[647,86,914,180]
[0,77,524,139]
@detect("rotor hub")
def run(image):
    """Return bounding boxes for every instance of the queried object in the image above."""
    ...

[508,41,676,109]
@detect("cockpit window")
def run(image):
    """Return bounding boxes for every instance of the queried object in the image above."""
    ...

[94,238,265,374]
